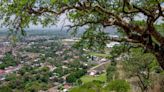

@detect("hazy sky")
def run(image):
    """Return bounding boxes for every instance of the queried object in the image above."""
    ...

[0,3,163,30]
[27,14,71,30]
[0,13,71,30]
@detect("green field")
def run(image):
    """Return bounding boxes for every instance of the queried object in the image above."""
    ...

[88,52,111,58]
[80,73,106,83]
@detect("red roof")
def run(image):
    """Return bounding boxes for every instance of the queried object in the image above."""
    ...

[0,70,5,75]
[64,84,72,89]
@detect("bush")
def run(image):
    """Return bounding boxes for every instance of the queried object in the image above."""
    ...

[105,80,130,92]
[70,81,103,92]
[66,69,87,83]
[0,86,12,92]
[0,53,18,69]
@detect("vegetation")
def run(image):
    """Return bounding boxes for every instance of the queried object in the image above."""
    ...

[74,45,164,92]
[104,80,130,92]
[123,48,160,92]
[24,81,48,92]
[0,0,164,92]
[0,0,164,69]
[3,66,52,91]
[89,52,110,58]
[0,40,89,91]
[0,86,12,92]
[70,80,130,92]
[81,73,106,83]
[66,69,87,83]
[0,53,18,69]
[70,81,104,92]
[106,62,117,82]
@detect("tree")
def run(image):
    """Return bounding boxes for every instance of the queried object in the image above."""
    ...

[0,53,18,69]
[0,86,12,92]
[0,0,164,69]
[25,81,42,92]
[70,80,130,92]
[123,48,159,92]
[66,74,77,83]
[106,44,132,82]
[66,69,86,83]
[104,79,130,92]
[159,73,164,92]
[106,62,117,82]
[70,80,103,92]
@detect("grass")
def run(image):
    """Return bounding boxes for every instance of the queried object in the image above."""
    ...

[80,73,106,83]
[89,52,110,58]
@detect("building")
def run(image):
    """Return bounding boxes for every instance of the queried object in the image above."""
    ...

[0,69,5,80]
[0,70,5,75]
[88,70,98,76]
[63,83,72,92]
[106,42,120,48]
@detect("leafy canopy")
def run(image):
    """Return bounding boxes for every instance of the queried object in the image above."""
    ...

[0,0,164,69]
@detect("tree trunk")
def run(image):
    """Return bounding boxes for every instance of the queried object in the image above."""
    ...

[155,52,164,70]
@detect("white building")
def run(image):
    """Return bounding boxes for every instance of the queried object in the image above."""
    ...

[106,42,120,48]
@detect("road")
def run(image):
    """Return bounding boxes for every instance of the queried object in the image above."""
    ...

[88,60,111,72]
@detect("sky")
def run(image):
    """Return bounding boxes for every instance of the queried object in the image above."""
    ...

[0,2,163,30]
[25,14,71,30]
[0,13,71,30]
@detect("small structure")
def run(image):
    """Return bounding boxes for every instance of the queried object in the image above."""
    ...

[0,69,5,80]
[88,70,98,76]
[100,58,107,62]
[63,60,69,64]
[62,66,68,69]
[63,83,72,92]
[0,70,5,75]
[106,42,120,48]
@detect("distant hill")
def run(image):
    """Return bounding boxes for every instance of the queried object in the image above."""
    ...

[0,27,119,37]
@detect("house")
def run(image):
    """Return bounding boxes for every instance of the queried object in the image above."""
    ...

[20,61,25,64]
[84,63,88,66]
[62,66,68,69]
[63,83,72,92]
[63,60,69,64]
[0,70,5,81]
[100,58,107,62]
[0,70,5,75]
[73,56,79,59]
[5,66,16,74]
[106,42,120,48]
[5,65,22,74]
[88,70,98,76]
[34,58,40,62]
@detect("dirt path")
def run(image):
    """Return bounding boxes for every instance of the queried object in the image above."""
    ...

[88,61,111,72]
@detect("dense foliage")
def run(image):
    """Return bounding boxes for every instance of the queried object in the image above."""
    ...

[0,53,18,69]
[104,80,130,92]
[123,48,160,92]
[3,66,51,91]
[0,0,164,69]
[66,69,87,83]
[70,80,130,92]
[0,0,164,92]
